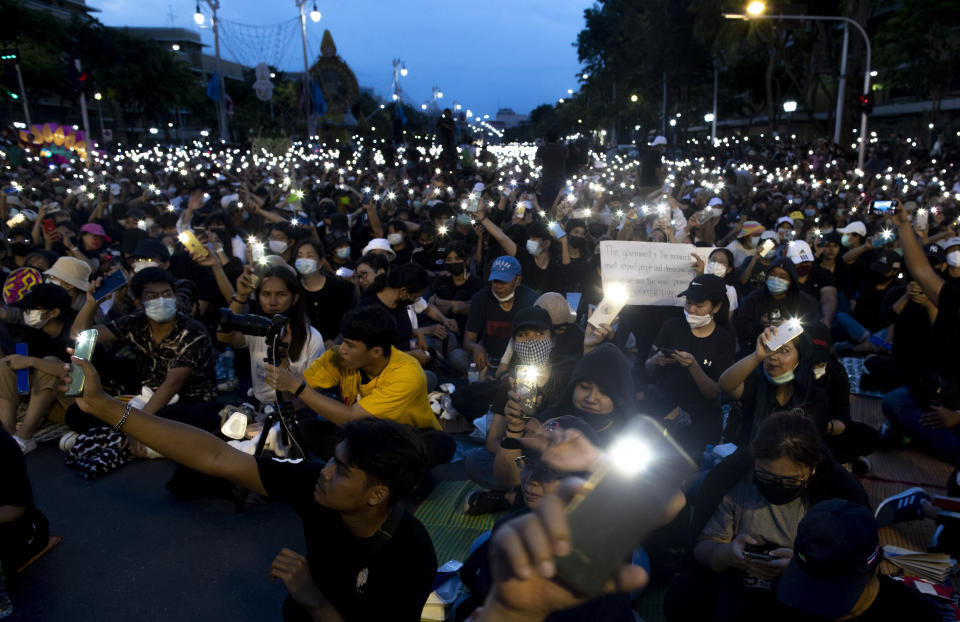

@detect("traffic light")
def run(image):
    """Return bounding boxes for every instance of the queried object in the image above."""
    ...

[857,93,873,115]
[67,60,89,95]
[0,49,19,63]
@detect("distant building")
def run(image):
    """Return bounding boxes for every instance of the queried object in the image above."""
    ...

[495,108,529,129]
[124,27,247,81]
[23,0,98,19]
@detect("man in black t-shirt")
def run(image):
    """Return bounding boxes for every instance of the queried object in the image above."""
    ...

[637,136,666,193]
[788,241,837,328]
[58,360,437,622]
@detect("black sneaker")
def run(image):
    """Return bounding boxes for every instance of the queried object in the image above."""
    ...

[464,490,511,516]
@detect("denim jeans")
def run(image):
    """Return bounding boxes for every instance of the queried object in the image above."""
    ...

[882,386,960,466]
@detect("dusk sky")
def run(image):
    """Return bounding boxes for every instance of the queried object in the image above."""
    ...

[92,0,591,117]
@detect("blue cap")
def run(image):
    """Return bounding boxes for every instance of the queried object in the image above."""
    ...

[488,255,521,282]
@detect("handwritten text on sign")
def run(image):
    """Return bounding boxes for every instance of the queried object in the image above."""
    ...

[599,241,714,306]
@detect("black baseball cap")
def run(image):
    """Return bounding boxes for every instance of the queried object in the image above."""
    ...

[869,250,902,275]
[132,238,170,261]
[677,273,726,303]
[21,282,73,315]
[512,306,552,335]
[822,231,842,246]
[924,243,945,265]
[777,499,880,619]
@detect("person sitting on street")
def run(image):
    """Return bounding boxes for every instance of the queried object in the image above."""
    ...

[57,357,438,622]
[733,257,820,354]
[0,284,76,453]
[264,305,455,468]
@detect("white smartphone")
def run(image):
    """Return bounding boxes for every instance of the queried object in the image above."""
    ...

[588,285,629,328]
[758,238,776,257]
[764,320,804,352]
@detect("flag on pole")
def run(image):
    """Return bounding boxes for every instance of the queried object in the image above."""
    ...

[206,73,221,102]
[311,81,326,117]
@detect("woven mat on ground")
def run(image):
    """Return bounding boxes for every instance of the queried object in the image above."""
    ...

[841,357,887,398]
[851,396,958,583]
[414,480,501,565]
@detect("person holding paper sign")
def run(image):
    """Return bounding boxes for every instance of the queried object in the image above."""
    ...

[644,275,735,457]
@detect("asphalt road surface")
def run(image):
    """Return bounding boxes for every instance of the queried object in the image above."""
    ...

[7,444,305,621]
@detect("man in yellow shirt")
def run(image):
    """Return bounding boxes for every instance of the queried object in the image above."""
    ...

[266,306,454,467]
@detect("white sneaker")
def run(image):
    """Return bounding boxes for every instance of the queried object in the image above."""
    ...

[264,422,288,458]
[59,431,79,453]
[13,436,37,455]
[227,436,260,455]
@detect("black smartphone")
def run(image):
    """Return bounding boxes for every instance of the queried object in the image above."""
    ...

[555,416,696,597]
[92,270,128,301]
[658,346,676,357]
[743,542,773,562]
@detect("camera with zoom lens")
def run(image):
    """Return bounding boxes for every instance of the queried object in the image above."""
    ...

[218,308,288,365]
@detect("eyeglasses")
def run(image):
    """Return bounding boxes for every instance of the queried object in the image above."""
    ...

[754,468,809,489]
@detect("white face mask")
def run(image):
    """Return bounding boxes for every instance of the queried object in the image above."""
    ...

[493,290,515,302]
[948,250,960,268]
[133,260,160,274]
[705,261,728,277]
[387,233,404,246]
[526,240,543,256]
[24,309,49,328]
[268,240,289,254]
[684,309,713,329]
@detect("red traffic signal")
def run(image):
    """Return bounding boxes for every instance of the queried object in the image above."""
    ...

[858,93,873,115]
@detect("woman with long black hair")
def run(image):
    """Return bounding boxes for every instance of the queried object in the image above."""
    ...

[219,265,325,407]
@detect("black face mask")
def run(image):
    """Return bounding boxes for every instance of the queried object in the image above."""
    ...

[420,240,436,251]
[569,236,587,251]
[445,262,465,276]
[12,242,32,256]
[753,473,807,505]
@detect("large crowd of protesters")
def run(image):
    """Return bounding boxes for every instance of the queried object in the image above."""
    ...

[1,114,959,621]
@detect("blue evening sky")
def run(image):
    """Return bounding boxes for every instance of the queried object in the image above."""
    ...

[92,0,591,116]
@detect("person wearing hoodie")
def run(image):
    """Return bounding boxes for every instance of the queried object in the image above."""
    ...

[733,256,820,354]
[645,274,736,458]
[463,306,578,514]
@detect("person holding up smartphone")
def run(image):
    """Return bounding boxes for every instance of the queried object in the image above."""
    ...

[664,412,868,622]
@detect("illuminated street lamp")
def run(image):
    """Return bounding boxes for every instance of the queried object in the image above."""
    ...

[782,100,798,113]
[746,1,765,16]
[704,113,714,123]
[309,2,321,22]
[193,3,204,25]
[630,94,638,103]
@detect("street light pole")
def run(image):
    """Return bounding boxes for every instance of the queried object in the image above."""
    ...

[833,23,849,146]
[296,0,316,139]
[711,61,718,145]
[197,0,228,142]
[724,11,871,169]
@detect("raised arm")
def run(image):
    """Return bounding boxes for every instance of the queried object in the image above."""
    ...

[895,206,944,305]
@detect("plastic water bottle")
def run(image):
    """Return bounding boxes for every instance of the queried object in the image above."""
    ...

[223,348,235,383]
[216,348,236,392]
[467,363,479,384]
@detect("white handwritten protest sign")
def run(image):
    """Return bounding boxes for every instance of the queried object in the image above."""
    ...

[599,241,714,306]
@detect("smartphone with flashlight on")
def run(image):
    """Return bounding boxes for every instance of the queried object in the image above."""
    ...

[588,284,629,328]
[66,329,98,396]
[758,238,776,257]
[764,319,804,352]
[515,365,539,418]
[555,415,696,597]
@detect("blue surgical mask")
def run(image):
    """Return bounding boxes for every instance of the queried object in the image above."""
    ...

[803,208,815,217]
[841,234,853,248]
[295,258,318,275]
[144,296,177,322]
[764,366,796,385]
[526,240,542,256]
[335,246,350,260]
[766,276,790,295]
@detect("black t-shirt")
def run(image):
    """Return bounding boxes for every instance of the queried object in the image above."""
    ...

[23,317,74,361]
[638,148,662,187]
[933,282,960,381]
[853,278,897,333]
[256,457,436,622]
[429,273,483,333]
[879,284,935,381]
[517,250,565,295]
[797,265,836,301]
[780,575,940,622]
[536,143,568,182]
[464,285,538,362]
[818,257,855,299]
[302,275,355,341]
[737,256,774,295]
[650,317,735,420]
[358,293,411,351]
